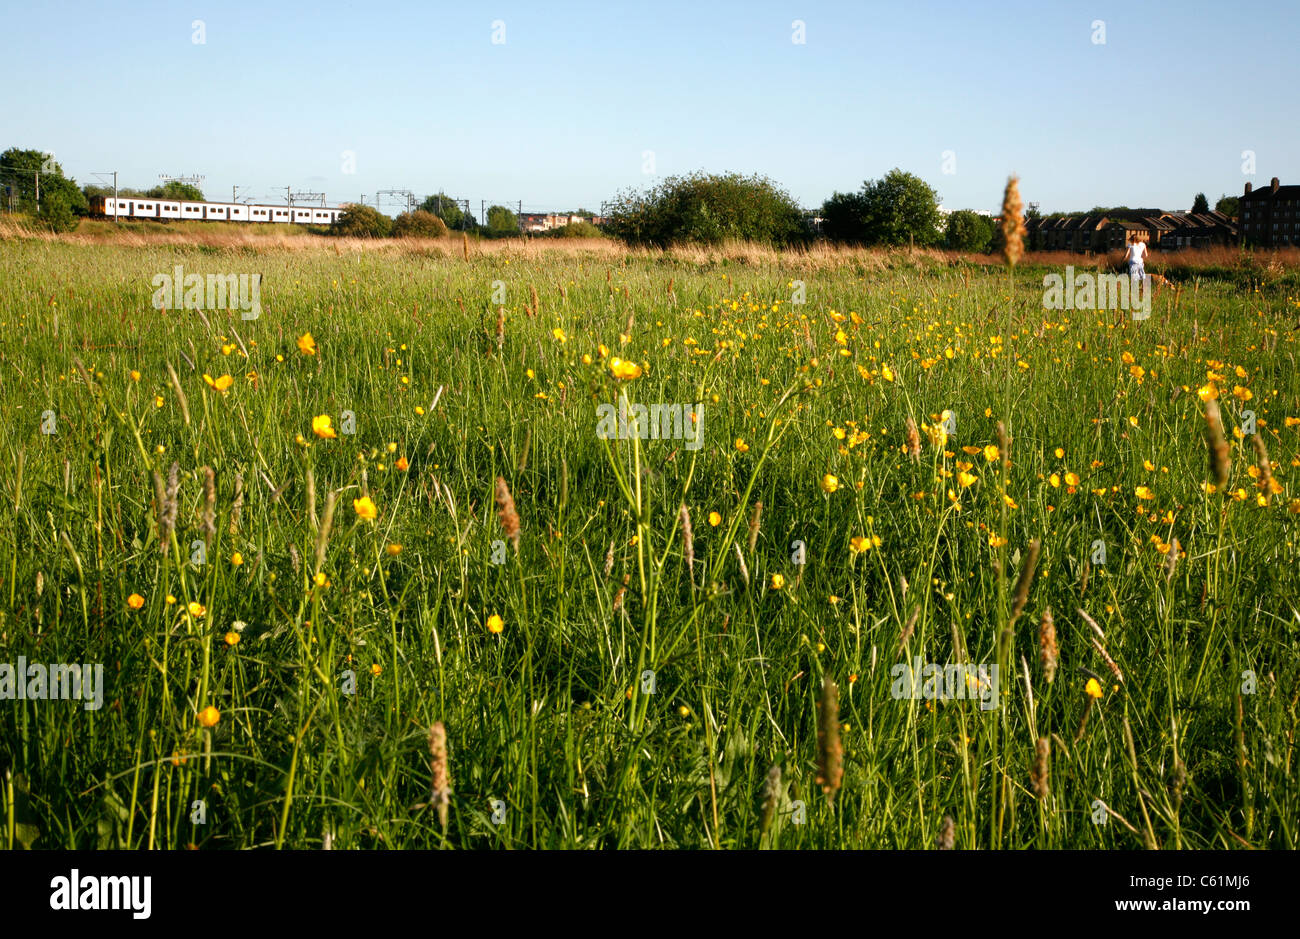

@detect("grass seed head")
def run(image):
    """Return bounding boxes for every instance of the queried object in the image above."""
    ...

[678,504,695,583]
[1204,399,1231,488]
[905,415,921,462]
[1010,538,1041,623]
[1000,176,1027,267]
[428,721,451,833]
[816,676,843,805]
[1039,606,1058,684]
[1031,737,1050,800]
[495,476,521,552]
[936,815,955,850]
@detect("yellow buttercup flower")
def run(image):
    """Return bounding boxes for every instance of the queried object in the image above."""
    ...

[353,496,378,520]
[1135,486,1154,500]
[127,593,145,610]
[820,474,839,493]
[197,706,221,728]
[1085,678,1102,699]
[708,511,721,527]
[770,573,785,590]
[297,332,317,355]
[958,471,978,487]
[188,601,206,618]
[609,358,642,380]
[487,613,504,634]
[312,414,337,439]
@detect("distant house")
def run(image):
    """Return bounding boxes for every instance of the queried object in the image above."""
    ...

[520,213,606,233]
[1025,210,1236,253]
[1240,177,1300,247]
[1156,211,1238,250]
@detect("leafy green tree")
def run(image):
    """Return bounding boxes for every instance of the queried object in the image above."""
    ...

[486,204,519,235]
[1,147,87,216]
[419,193,471,230]
[1191,192,1209,214]
[944,210,995,252]
[392,210,449,238]
[38,190,79,233]
[821,169,943,246]
[147,181,205,202]
[606,171,808,247]
[819,190,868,243]
[82,185,148,201]
[1215,194,1239,217]
[332,204,392,238]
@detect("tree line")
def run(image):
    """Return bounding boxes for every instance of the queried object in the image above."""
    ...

[5,142,1241,246]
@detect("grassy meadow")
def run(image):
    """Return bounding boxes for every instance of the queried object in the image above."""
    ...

[1,233,1298,849]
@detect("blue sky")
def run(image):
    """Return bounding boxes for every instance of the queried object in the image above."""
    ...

[6,0,1296,218]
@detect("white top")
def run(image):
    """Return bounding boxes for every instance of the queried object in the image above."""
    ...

[1125,242,1148,262]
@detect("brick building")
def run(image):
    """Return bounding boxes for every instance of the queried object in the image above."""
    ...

[1240,177,1300,247]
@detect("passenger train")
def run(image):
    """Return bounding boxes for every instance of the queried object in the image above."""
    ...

[87,196,345,225]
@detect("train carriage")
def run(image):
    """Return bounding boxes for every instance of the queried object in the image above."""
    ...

[88,195,344,225]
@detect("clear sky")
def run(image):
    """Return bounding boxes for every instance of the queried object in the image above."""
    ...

[5,0,1296,218]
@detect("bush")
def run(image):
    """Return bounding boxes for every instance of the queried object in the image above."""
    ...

[606,171,809,248]
[392,210,448,238]
[332,204,392,238]
[944,210,995,252]
[821,168,943,247]
[38,191,79,233]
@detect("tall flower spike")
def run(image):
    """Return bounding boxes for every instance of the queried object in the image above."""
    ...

[1000,176,1027,267]
[816,676,843,806]
[494,476,521,553]
[428,722,451,833]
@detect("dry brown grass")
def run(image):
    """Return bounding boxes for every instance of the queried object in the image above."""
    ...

[5,217,1300,277]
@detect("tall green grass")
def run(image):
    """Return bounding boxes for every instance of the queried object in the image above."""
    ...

[0,239,1297,848]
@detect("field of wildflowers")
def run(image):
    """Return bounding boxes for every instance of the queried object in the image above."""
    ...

[1,234,1297,849]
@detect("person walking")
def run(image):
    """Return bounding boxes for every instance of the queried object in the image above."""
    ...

[1124,235,1148,281]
